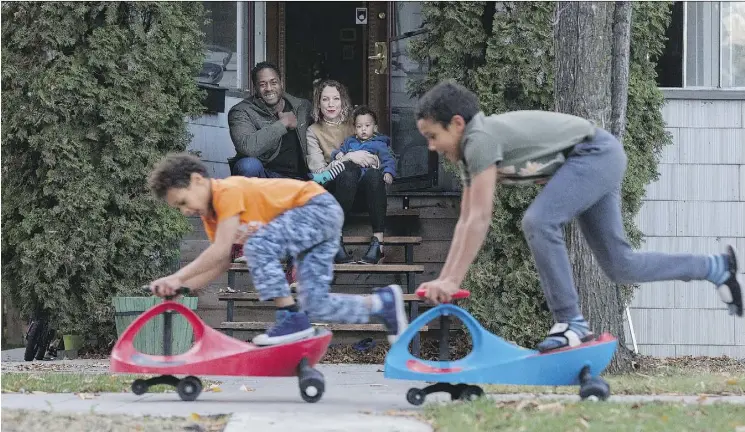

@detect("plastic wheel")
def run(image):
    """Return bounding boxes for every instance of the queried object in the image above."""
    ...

[131,379,148,396]
[176,376,203,402]
[459,386,484,402]
[299,375,325,403]
[579,377,610,401]
[406,388,426,406]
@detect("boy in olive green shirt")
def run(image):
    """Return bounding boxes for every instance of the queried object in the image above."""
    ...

[415,80,742,353]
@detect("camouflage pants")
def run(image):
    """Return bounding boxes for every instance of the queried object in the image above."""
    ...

[244,192,372,323]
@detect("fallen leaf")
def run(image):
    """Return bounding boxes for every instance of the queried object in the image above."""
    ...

[536,402,564,413]
[206,384,222,392]
[76,393,95,400]
[661,415,669,422]
[239,384,254,392]
[190,413,201,421]
[696,395,708,403]
[726,379,739,385]
[515,399,538,411]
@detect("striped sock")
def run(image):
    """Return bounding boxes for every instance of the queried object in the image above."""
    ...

[705,254,730,286]
[325,161,347,180]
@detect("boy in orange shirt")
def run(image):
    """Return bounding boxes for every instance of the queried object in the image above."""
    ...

[146,153,407,346]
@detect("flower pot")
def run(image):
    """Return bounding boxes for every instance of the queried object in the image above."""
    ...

[62,334,84,359]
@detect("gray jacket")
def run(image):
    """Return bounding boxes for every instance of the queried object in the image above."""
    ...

[227,93,313,165]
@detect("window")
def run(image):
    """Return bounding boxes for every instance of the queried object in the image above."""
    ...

[656,1,745,89]
[199,2,252,91]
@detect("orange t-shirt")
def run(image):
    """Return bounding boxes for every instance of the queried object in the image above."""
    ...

[201,176,326,242]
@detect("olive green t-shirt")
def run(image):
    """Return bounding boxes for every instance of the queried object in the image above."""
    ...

[458,110,596,186]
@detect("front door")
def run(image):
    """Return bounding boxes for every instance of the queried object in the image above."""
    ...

[276,1,440,190]
[367,2,440,191]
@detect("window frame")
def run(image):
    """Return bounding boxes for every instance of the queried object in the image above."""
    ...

[662,1,745,92]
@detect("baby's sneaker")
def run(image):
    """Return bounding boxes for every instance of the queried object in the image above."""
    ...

[707,246,743,317]
[371,284,408,344]
[536,316,595,353]
[252,310,314,346]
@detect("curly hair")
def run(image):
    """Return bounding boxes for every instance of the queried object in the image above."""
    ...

[415,80,480,128]
[147,152,208,199]
[351,105,378,125]
[311,79,352,123]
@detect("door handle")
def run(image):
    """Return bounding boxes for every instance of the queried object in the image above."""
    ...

[368,41,388,75]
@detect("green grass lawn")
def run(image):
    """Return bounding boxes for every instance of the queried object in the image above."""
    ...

[485,367,744,396]
[426,398,745,432]
[1,372,219,394]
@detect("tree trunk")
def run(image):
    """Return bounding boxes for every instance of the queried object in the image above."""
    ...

[611,1,633,140]
[554,1,635,373]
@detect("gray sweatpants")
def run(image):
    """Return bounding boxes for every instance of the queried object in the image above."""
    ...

[522,128,710,322]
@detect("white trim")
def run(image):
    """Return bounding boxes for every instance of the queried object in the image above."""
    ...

[236,2,250,91]
[254,1,267,64]
[682,1,687,88]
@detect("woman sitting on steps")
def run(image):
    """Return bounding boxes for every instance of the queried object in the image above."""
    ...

[306,80,389,264]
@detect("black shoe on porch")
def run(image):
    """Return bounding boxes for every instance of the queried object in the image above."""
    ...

[358,236,384,265]
[335,239,355,264]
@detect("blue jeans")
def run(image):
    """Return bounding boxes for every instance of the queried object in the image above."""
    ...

[232,157,286,179]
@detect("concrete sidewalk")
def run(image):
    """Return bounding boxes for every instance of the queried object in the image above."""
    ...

[4,354,745,431]
[2,361,435,431]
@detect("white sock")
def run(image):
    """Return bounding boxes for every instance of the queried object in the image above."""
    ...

[370,294,383,313]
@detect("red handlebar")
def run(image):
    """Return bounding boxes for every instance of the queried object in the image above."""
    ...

[415,287,471,301]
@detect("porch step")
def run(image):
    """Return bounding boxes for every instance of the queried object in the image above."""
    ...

[229,263,424,273]
[218,292,422,302]
[341,235,421,245]
[219,321,428,332]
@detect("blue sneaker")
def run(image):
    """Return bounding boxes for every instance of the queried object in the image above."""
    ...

[252,310,315,346]
[372,284,408,344]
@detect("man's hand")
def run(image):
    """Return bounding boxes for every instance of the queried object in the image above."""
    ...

[149,275,183,298]
[278,112,297,129]
[344,151,377,167]
[417,279,460,304]
[383,173,393,184]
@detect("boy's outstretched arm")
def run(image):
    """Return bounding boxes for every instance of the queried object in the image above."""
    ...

[150,215,239,296]
[419,165,497,303]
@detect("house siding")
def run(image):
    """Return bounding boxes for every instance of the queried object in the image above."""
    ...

[626,97,745,358]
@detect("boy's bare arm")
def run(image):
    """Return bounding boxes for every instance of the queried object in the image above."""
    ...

[440,165,497,287]
[173,215,240,288]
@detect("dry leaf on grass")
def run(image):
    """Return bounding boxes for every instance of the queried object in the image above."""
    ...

[190,413,201,421]
[536,402,565,413]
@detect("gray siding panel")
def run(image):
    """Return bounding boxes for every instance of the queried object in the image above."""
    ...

[634,201,677,236]
[661,128,680,164]
[661,99,743,128]
[677,128,745,165]
[629,308,735,345]
[675,202,745,237]
[675,345,745,358]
